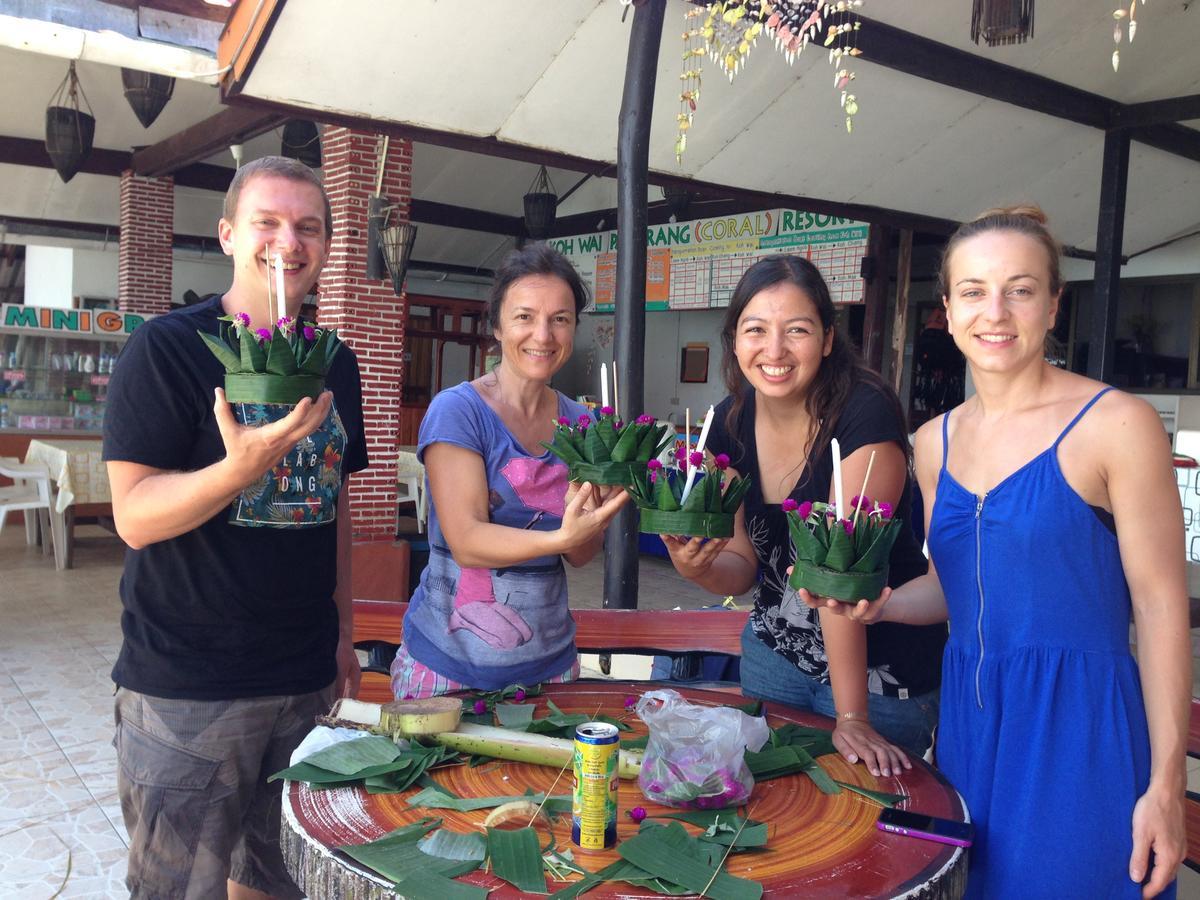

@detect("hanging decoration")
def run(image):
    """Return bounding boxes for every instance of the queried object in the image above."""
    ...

[523,166,558,239]
[675,2,866,162]
[970,0,1035,46]
[120,68,175,128]
[280,120,323,168]
[1110,0,1148,72]
[44,62,95,183]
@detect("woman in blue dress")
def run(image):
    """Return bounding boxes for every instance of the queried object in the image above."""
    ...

[807,206,1188,897]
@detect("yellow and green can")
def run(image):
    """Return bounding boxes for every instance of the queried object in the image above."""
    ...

[572,721,619,849]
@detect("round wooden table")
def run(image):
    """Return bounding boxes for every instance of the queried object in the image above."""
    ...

[282,683,968,898]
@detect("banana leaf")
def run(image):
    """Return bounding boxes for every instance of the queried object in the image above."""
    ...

[393,870,489,900]
[407,787,570,812]
[339,819,483,884]
[593,417,620,453]
[789,564,888,603]
[418,828,488,861]
[198,331,241,373]
[542,436,585,466]
[582,426,606,464]
[680,473,710,512]
[639,508,735,539]
[495,702,537,730]
[487,827,547,894]
[239,329,266,373]
[721,475,752,514]
[787,513,828,567]
[654,471,679,511]
[650,811,769,848]
[823,524,855,572]
[272,734,398,778]
[833,781,908,807]
[848,519,901,574]
[265,330,298,375]
[297,328,333,375]
[609,422,644,462]
[617,827,762,900]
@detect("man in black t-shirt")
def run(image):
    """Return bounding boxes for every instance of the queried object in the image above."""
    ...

[103,157,368,899]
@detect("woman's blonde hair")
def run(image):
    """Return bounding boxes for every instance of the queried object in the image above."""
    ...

[937,204,1063,299]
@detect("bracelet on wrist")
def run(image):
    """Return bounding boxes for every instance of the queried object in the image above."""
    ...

[838,710,869,723]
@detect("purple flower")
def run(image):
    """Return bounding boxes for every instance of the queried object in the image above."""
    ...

[276,316,295,337]
[713,453,731,470]
[556,416,571,427]
[614,419,624,430]
[842,519,855,535]
[473,699,487,715]
[255,327,272,344]
[781,498,799,513]
[599,405,614,417]
[646,459,663,471]
[635,414,655,425]
[689,451,704,468]
[627,806,647,823]
[624,695,637,710]
[797,500,813,519]
[577,414,592,427]
[513,688,526,702]
[303,325,317,341]
[875,501,893,519]
[851,494,872,513]
[232,312,251,329]
[647,780,664,794]
[674,442,688,461]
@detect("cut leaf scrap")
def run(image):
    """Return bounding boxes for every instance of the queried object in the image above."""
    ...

[488,826,548,894]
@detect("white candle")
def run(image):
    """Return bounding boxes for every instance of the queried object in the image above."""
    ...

[274,252,287,325]
[684,408,690,480]
[680,404,714,505]
[612,359,620,418]
[831,437,845,520]
[264,246,275,328]
[600,363,609,408]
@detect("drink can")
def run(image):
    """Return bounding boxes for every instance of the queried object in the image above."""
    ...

[572,721,619,850]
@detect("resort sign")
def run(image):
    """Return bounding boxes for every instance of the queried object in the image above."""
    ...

[0,304,154,339]
[553,210,869,311]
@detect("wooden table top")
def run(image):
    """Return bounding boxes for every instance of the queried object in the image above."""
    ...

[282,682,968,899]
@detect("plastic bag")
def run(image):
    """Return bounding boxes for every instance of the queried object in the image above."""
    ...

[635,689,770,809]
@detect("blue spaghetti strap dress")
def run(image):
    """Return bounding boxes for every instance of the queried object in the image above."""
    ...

[927,387,1172,899]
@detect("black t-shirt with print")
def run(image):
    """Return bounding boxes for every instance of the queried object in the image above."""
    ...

[103,295,369,700]
[708,380,946,697]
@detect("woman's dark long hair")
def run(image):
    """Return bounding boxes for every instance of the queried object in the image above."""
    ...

[720,255,911,491]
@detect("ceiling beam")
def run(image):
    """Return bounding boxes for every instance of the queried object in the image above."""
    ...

[131,106,287,176]
[409,199,523,236]
[0,213,222,253]
[1112,94,1200,128]
[97,0,232,24]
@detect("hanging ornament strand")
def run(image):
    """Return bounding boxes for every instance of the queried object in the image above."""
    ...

[677,6,707,162]
[1111,0,1148,72]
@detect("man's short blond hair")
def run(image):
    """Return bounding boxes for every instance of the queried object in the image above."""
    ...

[223,156,332,236]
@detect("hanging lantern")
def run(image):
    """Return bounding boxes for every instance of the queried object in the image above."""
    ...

[660,184,693,221]
[281,120,322,168]
[523,166,558,239]
[45,62,95,183]
[121,68,175,128]
[378,218,419,297]
[971,0,1035,46]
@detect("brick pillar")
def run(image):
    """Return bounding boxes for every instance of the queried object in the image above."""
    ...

[319,127,411,541]
[117,170,174,314]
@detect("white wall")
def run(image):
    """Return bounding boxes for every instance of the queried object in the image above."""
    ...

[24,246,75,308]
[554,309,727,419]
[1062,233,1200,282]
[70,245,235,304]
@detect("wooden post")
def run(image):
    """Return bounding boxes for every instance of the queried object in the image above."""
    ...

[889,229,914,394]
[603,0,665,613]
[861,223,893,373]
[1087,128,1130,383]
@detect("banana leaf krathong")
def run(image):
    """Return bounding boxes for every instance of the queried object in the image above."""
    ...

[786,498,901,602]
[629,453,752,539]
[198,313,342,404]
[541,410,674,487]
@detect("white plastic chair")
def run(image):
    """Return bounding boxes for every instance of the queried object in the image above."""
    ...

[0,457,54,554]
[396,451,427,533]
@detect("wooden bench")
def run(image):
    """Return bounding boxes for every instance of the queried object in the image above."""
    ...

[352,599,748,704]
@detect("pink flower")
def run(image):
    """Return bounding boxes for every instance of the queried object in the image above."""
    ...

[513,688,526,702]
[797,500,813,519]
[689,451,704,468]
[614,419,624,429]
[255,327,272,344]
[599,405,614,417]
[303,325,317,341]
[635,414,655,425]
[473,699,487,715]
[627,806,647,823]
[577,414,592,427]
[875,501,893,519]
[842,519,855,535]
[557,416,571,427]
[851,494,872,513]
[232,312,251,329]
[674,442,688,461]
[646,459,663,471]
[781,498,799,513]
[276,316,295,337]
[624,695,637,710]
[713,453,730,470]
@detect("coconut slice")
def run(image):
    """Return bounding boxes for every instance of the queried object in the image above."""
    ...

[380,696,464,736]
[324,698,383,728]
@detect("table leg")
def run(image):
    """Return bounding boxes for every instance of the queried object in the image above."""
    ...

[50,506,74,571]
[38,510,53,556]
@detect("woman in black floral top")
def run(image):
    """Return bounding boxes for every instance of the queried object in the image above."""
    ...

[662,255,946,777]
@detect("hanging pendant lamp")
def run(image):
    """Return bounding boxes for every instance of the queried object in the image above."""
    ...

[280,120,323,168]
[523,166,558,239]
[121,68,175,128]
[45,62,95,183]
[971,0,1035,46]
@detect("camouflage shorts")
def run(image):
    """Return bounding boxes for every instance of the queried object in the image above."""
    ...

[114,684,334,900]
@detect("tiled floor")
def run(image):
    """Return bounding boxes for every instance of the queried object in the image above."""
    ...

[2,523,1197,898]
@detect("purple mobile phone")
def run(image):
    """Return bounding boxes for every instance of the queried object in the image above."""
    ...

[876,809,974,847]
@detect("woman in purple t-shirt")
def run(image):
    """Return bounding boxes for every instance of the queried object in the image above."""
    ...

[392,244,627,697]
